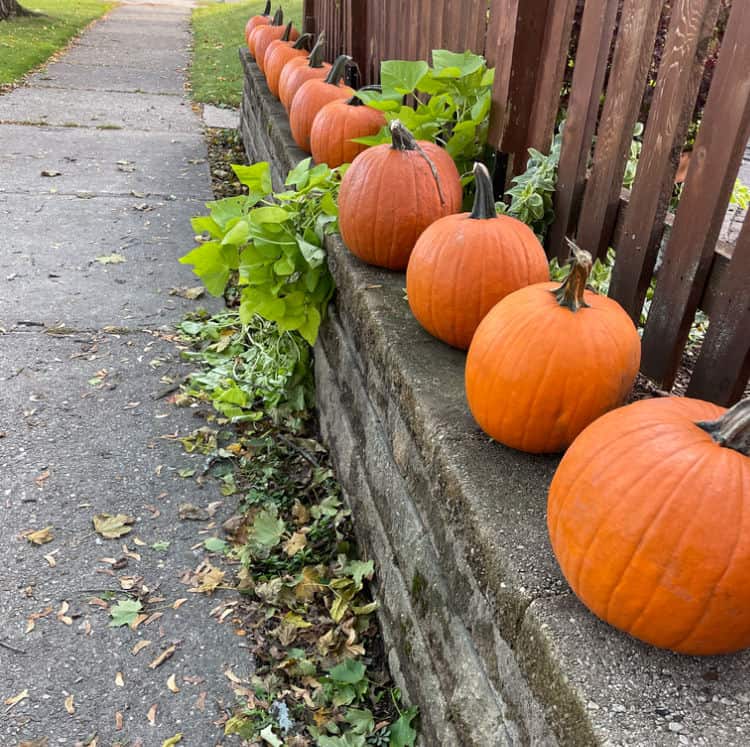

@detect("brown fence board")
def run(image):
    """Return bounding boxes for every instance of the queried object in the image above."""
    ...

[526,0,577,154]
[548,0,619,260]
[640,0,750,389]
[606,0,722,317]
[576,0,664,259]
[687,220,750,405]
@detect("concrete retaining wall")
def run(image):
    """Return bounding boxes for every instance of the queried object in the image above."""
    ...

[239,48,750,747]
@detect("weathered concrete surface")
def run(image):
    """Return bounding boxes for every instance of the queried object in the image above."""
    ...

[203,104,240,130]
[0,2,245,744]
[240,47,750,747]
[0,125,212,198]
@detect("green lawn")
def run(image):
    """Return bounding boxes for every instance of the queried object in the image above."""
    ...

[0,0,114,86]
[191,0,303,107]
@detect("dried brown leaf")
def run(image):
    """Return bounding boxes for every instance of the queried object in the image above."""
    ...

[64,694,75,715]
[166,674,180,693]
[22,526,54,545]
[148,643,177,670]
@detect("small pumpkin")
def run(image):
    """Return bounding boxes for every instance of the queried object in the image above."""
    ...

[290,55,354,153]
[245,0,271,47]
[247,5,281,57]
[253,12,300,74]
[309,92,386,168]
[465,242,641,453]
[278,33,331,112]
[264,33,312,98]
[338,120,463,271]
[548,395,750,655]
[406,162,550,350]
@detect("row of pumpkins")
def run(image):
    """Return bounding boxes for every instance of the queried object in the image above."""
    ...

[245,7,750,657]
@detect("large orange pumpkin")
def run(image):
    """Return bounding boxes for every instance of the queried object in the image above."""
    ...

[309,94,386,168]
[264,33,312,98]
[245,0,271,47]
[338,120,463,271]
[465,242,641,453]
[289,55,353,153]
[406,162,550,350]
[254,15,300,74]
[278,33,331,112]
[247,6,282,58]
[548,395,750,655]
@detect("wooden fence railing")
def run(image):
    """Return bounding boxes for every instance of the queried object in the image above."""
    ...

[301,0,749,405]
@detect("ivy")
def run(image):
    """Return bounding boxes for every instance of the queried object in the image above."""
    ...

[181,159,346,345]
[354,50,495,181]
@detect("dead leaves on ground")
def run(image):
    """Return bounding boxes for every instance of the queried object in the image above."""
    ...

[21,526,54,545]
[93,513,135,539]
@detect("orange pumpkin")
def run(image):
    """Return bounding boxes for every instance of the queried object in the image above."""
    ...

[290,55,353,153]
[279,33,331,112]
[309,93,386,167]
[465,242,641,453]
[406,162,550,350]
[247,6,282,58]
[264,33,312,98]
[338,120,463,271]
[254,15,300,74]
[245,0,271,47]
[548,395,750,655]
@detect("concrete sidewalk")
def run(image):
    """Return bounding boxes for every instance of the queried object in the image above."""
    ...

[0,3,245,745]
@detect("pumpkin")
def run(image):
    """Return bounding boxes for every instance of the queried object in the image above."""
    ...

[278,33,331,112]
[338,120,462,271]
[245,0,271,47]
[465,242,641,453]
[264,33,312,98]
[548,395,750,655]
[289,55,353,153]
[309,93,386,167]
[254,14,300,74]
[406,162,550,350]
[247,6,281,57]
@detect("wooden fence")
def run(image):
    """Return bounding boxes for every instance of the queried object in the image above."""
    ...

[301,0,749,405]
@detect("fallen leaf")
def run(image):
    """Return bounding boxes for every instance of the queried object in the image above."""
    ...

[109,599,142,627]
[22,526,54,545]
[115,710,123,730]
[118,576,140,591]
[121,544,141,561]
[64,694,75,715]
[147,703,158,725]
[57,601,73,626]
[142,611,163,627]
[166,674,180,693]
[131,639,151,655]
[172,598,187,609]
[93,513,134,539]
[178,503,207,520]
[148,643,177,670]
[169,286,204,300]
[41,170,62,177]
[188,562,225,594]
[283,531,307,557]
[223,668,243,685]
[4,688,29,707]
[94,253,126,265]
[162,734,183,747]
[194,691,207,711]
[259,725,283,747]
[132,537,147,547]
[43,552,57,567]
[34,470,50,488]
[115,672,124,687]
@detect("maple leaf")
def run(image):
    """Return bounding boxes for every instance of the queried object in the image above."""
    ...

[93,514,135,539]
[22,527,54,545]
[109,599,143,627]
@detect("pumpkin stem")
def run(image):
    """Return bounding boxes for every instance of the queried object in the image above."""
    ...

[271,7,283,25]
[262,0,271,16]
[308,33,326,68]
[325,54,352,85]
[293,33,313,50]
[553,239,592,312]
[389,120,448,207]
[696,398,750,456]
[281,21,294,41]
[470,163,497,220]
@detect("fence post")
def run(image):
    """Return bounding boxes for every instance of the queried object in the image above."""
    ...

[303,0,317,35]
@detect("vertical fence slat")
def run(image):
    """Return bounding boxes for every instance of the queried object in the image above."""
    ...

[548,0,620,260]
[576,0,664,259]
[347,0,370,79]
[303,0,317,36]
[607,0,722,317]
[687,221,750,405]
[526,0,577,154]
[640,0,750,390]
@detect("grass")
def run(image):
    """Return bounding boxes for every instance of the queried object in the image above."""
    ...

[191,0,303,108]
[0,0,114,86]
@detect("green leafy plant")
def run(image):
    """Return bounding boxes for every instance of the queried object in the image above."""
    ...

[181,159,345,345]
[354,50,495,180]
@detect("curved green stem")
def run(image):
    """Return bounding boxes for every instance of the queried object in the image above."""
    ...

[262,0,271,16]
[325,54,352,85]
[470,162,497,220]
[552,238,592,312]
[271,7,283,26]
[390,119,417,151]
[696,398,750,455]
[293,33,313,50]
[281,21,293,41]
[308,32,326,68]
